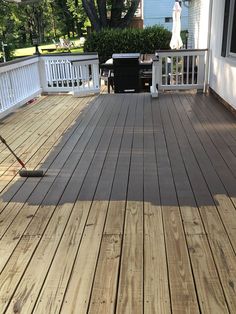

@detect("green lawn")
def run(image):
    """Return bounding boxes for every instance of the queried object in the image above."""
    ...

[14,39,84,57]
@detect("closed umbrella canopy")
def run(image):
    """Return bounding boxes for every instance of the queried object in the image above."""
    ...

[170,1,183,49]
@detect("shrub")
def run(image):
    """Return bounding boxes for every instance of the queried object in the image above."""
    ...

[84,26,171,63]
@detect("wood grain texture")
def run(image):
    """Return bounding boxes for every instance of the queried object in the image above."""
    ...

[0,91,236,313]
[88,95,136,314]
[143,94,170,314]
[153,96,200,314]
[116,94,144,314]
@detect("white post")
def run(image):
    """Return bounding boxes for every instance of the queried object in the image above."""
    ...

[150,55,160,98]
[92,60,100,91]
[1,42,7,63]
[38,56,48,91]
[197,53,205,93]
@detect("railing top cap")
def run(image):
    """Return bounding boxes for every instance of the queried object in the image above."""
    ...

[155,48,208,53]
[0,55,38,68]
[0,52,99,68]
[40,52,98,57]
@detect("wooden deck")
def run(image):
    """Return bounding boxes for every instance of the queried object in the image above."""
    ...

[0,91,236,313]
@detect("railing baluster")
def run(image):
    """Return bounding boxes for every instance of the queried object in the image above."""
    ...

[192,55,195,84]
[176,56,178,85]
[170,57,173,85]
[11,69,17,103]
[165,57,168,85]
[187,56,189,85]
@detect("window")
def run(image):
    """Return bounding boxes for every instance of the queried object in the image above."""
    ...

[222,0,236,57]
[165,17,173,23]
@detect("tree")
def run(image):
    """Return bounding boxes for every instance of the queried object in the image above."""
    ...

[67,0,88,36]
[82,0,140,31]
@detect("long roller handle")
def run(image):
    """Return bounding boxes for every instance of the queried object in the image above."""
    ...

[0,135,26,168]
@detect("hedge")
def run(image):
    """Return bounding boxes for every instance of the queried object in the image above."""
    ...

[84,26,171,63]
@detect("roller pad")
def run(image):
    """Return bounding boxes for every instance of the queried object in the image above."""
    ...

[19,170,44,177]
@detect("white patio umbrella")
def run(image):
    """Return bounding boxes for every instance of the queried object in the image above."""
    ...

[170,1,183,49]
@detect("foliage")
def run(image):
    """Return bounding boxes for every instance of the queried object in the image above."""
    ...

[0,0,171,62]
[82,0,140,31]
[0,0,89,54]
[84,25,172,63]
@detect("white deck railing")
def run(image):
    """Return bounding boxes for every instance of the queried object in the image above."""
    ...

[151,49,207,98]
[0,57,41,119]
[40,54,100,95]
[0,50,207,117]
[0,53,100,119]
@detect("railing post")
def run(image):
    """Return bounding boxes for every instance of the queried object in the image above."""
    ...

[203,50,209,93]
[92,59,100,91]
[38,56,48,92]
[197,52,205,93]
[71,57,100,97]
[151,55,160,98]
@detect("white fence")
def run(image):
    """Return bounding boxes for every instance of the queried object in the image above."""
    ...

[0,57,41,119]
[151,49,207,97]
[0,53,100,119]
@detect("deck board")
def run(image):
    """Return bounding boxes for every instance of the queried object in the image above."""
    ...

[0,91,236,313]
[155,96,200,313]
[116,94,144,314]
[143,95,171,314]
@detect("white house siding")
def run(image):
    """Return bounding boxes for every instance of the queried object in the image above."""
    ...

[209,0,236,110]
[144,0,188,31]
[189,0,236,109]
[188,0,210,48]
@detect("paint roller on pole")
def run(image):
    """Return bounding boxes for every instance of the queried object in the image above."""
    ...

[0,135,44,178]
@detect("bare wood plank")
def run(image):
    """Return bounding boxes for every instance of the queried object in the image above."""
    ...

[0,96,90,194]
[0,96,67,165]
[0,95,49,139]
[0,97,76,172]
[187,234,230,314]
[0,96,59,147]
[88,233,122,313]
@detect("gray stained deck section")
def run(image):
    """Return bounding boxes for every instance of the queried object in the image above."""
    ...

[0,91,236,313]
